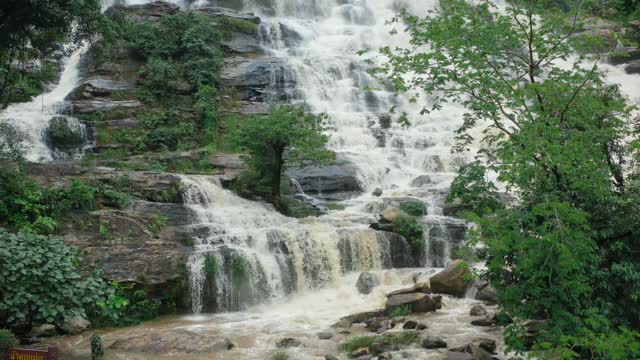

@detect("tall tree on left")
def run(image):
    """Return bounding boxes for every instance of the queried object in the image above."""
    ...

[0,0,104,108]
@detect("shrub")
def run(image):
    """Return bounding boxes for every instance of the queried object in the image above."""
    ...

[0,230,110,331]
[0,123,26,162]
[90,334,104,360]
[386,304,412,317]
[90,282,161,328]
[0,329,19,349]
[217,17,259,34]
[392,215,425,259]
[399,201,427,216]
[271,351,288,360]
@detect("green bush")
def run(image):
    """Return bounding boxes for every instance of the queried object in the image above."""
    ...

[271,351,288,360]
[399,201,427,216]
[0,329,19,349]
[386,304,412,317]
[0,169,131,234]
[217,16,259,34]
[90,282,161,328]
[0,230,110,330]
[392,215,425,259]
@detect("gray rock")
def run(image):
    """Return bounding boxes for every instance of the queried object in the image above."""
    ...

[475,283,498,305]
[470,315,497,327]
[386,293,438,313]
[402,320,417,329]
[276,337,302,348]
[221,56,292,102]
[608,47,640,65]
[211,339,235,351]
[356,272,380,295]
[378,352,392,360]
[449,340,496,359]
[410,175,432,187]
[386,283,431,297]
[372,188,383,197]
[325,355,339,360]
[625,60,640,74]
[286,160,362,199]
[381,207,407,222]
[221,32,261,54]
[106,1,180,22]
[421,335,447,349]
[59,315,90,334]
[317,331,334,340]
[429,260,472,298]
[447,352,475,360]
[28,324,57,338]
[470,304,488,316]
[197,7,260,23]
[72,99,142,114]
[67,78,134,100]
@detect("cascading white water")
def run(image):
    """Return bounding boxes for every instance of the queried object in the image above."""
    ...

[179,175,391,313]
[0,46,88,162]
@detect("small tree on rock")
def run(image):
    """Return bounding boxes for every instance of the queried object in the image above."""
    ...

[231,105,334,207]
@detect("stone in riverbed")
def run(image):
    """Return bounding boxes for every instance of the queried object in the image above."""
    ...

[276,337,301,348]
[109,329,234,353]
[372,188,383,197]
[470,304,488,316]
[410,175,432,187]
[421,335,447,349]
[402,320,418,329]
[317,331,334,340]
[449,339,497,359]
[325,355,339,360]
[429,259,472,298]
[470,315,497,327]
[381,207,407,222]
[386,293,438,313]
[386,283,431,297]
[356,272,380,295]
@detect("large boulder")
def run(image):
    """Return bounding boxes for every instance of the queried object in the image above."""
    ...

[386,293,439,313]
[71,99,142,114]
[449,338,497,360]
[47,116,86,149]
[58,315,90,335]
[221,56,293,103]
[422,335,447,349]
[625,60,640,74]
[381,207,407,222]
[429,260,472,297]
[475,282,498,305]
[66,79,134,100]
[286,160,362,200]
[356,272,380,295]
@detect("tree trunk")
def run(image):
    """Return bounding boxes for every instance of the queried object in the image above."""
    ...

[272,145,285,207]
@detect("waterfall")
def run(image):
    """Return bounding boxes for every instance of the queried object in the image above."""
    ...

[179,175,393,313]
[0,46,88,162]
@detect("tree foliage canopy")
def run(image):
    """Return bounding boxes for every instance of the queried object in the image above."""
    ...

[377,0,640,357]
[231,106,334,204]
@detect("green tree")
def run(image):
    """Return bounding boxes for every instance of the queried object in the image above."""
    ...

[231,106,335,206]
[0,0,103,107]
[377,0,640,357]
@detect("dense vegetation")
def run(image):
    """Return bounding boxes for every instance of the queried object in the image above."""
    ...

[0,0,103,107]
[88,10,223,154]
[378,0,640,357]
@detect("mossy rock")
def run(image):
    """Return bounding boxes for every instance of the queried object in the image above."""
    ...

[47,116,85,148]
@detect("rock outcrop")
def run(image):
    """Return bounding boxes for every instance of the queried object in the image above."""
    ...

[429,259,472,297]
[286,160,363,200]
